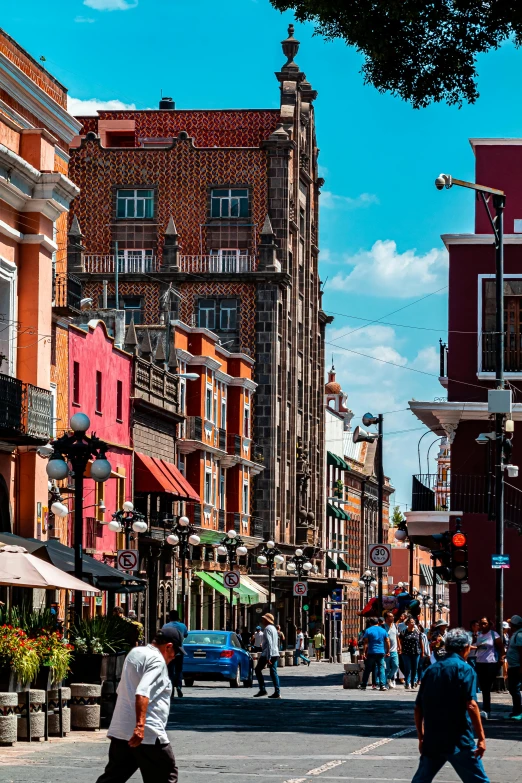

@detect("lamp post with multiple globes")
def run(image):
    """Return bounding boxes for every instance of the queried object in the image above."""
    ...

[257,541,285,613]
[166,515,201,625]
[46,413,112,619]
[358,569,378,605]
[217,530,248,631]
[286,548,313,627]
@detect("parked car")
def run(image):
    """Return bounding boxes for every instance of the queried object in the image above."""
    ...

[182,630,254,688]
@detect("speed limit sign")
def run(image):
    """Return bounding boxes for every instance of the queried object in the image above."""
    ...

[368,544,391,568]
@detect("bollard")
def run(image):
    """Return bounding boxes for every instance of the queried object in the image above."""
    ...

[101,681,116,726]
[285,650,294,667]
[278,652,286,668]
[17,690,45,741]
[342,663,361,689]
[70,683,101,730]
[0,693,17,746]
[47,687,70,736]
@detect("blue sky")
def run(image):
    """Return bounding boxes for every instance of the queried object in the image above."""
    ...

[4,0,520,508]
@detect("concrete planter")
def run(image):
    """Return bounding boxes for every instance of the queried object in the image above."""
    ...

[278,653,286,668]
[17,689,45,741]
[342,663,361,690]
[70,683,101,730]
[0,692,17,746]
[47,687,71,736]
[285,651,294,666]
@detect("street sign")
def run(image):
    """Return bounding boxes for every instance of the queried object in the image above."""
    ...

[117,549,138,573]
[460,582,471,594]
[223,570,240,588]
[368,543,392,568]
[491,554,510,569]
[293,581,308,597]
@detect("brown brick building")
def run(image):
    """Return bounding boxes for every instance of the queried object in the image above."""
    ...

[67,27,328,572]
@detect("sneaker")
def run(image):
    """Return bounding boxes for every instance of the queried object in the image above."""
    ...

[268,692,281,699]
[176,688,183,698]
[358,685,366,690]
[404,683,410,690]
[479,711,488,719]
[371,685,377,690]
[253,690,268,698]
[388,680,396,689]
[379,686,387,691]
[511,714,522,721]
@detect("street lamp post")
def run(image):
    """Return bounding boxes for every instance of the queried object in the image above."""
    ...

[358,570,377,605]
[435,173,507,636]
[109,502,148,548]
[166,515,201,625]
[286,548,313,628]
[418,591,433,627]
[217,530,248,631]
[257,540,284,613]
[47,413,112,619]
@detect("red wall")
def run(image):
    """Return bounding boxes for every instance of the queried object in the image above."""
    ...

[68,322,133,557]
[475,144,522,234]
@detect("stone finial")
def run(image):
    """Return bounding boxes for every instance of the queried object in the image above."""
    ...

[155,339,166,363]
[165,216,178,236]
[268,122,290,142]
[124,319,138,348]
[261,214,274,237]
[140,329,152,357]
[69,215,83,237]
[282,23,300,68]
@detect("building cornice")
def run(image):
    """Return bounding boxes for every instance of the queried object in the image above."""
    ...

[188,355,222,372]
[441,233,522,249]
[469,137,522,153]
[0,51,82,144]
[228,377,257,392]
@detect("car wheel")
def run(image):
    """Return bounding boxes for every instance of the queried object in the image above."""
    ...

[184,679,194,687]
[229,666,241,688]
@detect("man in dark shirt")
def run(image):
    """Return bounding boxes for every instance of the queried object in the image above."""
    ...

[413,627,488,783]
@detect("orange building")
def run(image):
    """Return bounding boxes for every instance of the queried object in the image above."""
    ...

[0,29,81,541]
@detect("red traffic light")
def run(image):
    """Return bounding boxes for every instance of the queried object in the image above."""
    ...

[452,532,466,547]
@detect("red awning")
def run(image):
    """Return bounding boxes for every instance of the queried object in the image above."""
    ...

[134,453,200,502]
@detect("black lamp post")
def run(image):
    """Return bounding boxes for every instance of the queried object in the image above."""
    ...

[165,515,201,625]
[286,548,313,627]
[358,569,377,604]
[46,412,112,619]
[109,502,148,548]
[256,540,284,613]
[217,530,248,631]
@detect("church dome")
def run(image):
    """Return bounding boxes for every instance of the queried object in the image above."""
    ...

[325,381,341,394]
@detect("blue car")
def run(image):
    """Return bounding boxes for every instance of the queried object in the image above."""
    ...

[182,630,254,688]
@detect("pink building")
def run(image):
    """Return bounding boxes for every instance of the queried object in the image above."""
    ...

[67,321,133,610]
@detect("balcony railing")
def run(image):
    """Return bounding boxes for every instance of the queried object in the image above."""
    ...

[0,374,52,443]
[185,416,203,441]
[82,255,159,274]
[439,339,448,377]
[482,331,522,372]
[134,358,178,409]
[178,255,254,274]
[53,272,82,314]
[227,433,242,456]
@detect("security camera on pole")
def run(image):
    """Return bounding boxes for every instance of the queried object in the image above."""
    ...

[165,515,201,625]
[217,530,248,630]
[46,413,112,619]
[257,541,284,613]
[353,412,385,615]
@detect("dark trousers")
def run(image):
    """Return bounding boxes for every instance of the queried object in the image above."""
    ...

[412,748,489,783]
[402,654,419,686]
[96,737,178,783]
[255,655,280,693]
[507,667,522,715]
[362,653,386,687]
[167,654,184,690]
[475,662,499,713]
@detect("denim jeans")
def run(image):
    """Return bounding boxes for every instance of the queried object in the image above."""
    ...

[255,656,280,693]
[507,667,522,715]
[412,748,489,783]
[294,650,310,665]
[385,651,399,682]
[362,653,386,687]
[402,653,419,686]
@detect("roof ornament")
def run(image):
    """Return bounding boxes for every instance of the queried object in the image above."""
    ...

[281,23,300,69]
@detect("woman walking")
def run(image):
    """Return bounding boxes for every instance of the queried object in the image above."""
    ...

[475,616,504,719]
[313,629,326,662]
[399,617,421,689]
[468,619,479,671]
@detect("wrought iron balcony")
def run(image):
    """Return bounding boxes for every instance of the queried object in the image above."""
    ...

[133,358,178,413]
[482,331,522,372]
[53,272,82,315]
[0,373,52,444]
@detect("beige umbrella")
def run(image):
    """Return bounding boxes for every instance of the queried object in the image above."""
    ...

[0,545,100,592]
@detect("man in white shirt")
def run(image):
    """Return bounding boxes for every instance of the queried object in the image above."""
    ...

[294,626,311,666]
[254,612,281,699]
[96,626,182,783]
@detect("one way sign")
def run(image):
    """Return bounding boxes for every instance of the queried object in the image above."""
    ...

[117,549,139,573]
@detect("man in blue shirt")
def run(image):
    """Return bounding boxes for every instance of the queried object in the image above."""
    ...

[163,610,188,699]
[413,627,489,783]
[359,617,390,691]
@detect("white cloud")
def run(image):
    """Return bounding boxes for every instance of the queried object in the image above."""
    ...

[75,15,95,22]
[412,345,440,374]
[321,191,379,210]
[328,239,448,298]
[84,0,137,10]
[67,97,136,116]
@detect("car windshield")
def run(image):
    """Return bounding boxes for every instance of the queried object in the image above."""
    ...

[185,632,228,646]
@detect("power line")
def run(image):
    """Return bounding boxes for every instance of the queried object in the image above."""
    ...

[325,310,476,335]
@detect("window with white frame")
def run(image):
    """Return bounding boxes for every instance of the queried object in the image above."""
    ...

[243,396,250,439]
[213,393,218,424]
[212,473,217,506]
[220,298,238,330]
[210,188,249,218]
[205,386,213,421]
[179,380,186,415]
[198,299,216,330]
[116,189,154,218]
[204,471,212,505]
[178,454,186,476]
[219,469,226,509]
[242,480,249,514]
[221,394,227,429]
[0,258,17,376]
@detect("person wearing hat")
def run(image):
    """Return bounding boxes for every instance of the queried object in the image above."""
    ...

[253,612,281,699]
[429,619,448,664]
[96,625,182,783]
[506,614,522,720]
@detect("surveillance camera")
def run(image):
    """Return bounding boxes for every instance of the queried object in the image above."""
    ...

[506,464,519,478]
[37,443,54,458]
[476,432,495,445]
[80,297,93,308]
[435,173,451,190]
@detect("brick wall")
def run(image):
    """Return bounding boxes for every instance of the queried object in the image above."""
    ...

[133,413,176,462]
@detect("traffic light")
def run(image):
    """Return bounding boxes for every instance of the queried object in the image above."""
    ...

[450,519,468,581]
[432,531,452,581]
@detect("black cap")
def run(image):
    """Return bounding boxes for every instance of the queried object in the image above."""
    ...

[155,625,184,650]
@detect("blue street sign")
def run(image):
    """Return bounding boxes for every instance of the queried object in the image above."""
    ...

[491,554,510,569]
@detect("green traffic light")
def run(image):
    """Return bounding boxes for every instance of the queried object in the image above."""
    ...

[303,604,309,611]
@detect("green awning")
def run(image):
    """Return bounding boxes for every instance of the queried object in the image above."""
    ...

[326,554,339,570]
[327,451,350,470]
[338,556,351,572]
[196,571,233,600]
[211,571,260,605]
[327,503,350,521]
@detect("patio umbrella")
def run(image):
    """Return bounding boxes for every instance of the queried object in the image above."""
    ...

[0,545,100,592]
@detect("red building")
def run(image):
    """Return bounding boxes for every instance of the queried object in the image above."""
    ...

[67,320,133,612]
[408,137,522,625]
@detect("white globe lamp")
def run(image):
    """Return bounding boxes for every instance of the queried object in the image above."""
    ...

[266,540,275,549]
[217,545,227,556]
[394,529,407,541]
[91,457,112,482]
[274,554,284,565]
[236,545,248,556]
[295,548,303,557]
[123,501,134,512]
[70,413,90,432]
[167,534,179,546]
[51,501,69,518]
[46,456,69,481]
[227,529,237,539]
[178,516,190,527]
[257,554,268,565]
[303,561,313,571]
[108,520,122,533]
[189,534,201,546]
[132,520,148,533]
[287,562,296,572]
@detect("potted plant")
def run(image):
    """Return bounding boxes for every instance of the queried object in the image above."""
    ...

[32,631,74,689]
[0,626,40,691]
[68,616,134,684]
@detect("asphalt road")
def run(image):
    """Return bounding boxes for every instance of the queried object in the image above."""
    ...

[0,664,520,783]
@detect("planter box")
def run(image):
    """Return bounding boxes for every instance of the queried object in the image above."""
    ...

[32,668,62,691]
[0,666,16,693]
[67,652,127,685]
